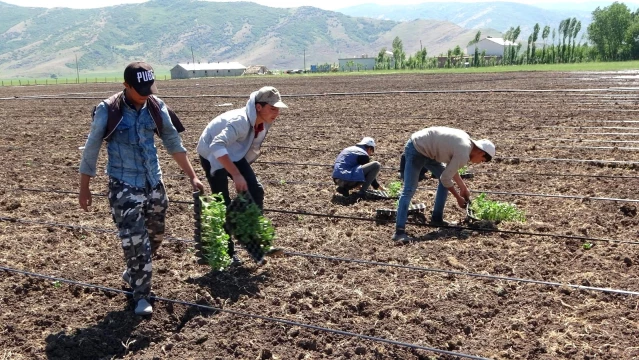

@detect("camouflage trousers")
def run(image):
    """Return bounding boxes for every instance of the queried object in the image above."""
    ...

[108,177,168,301]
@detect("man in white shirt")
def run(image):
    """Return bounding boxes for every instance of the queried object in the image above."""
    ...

[393,126,495,244]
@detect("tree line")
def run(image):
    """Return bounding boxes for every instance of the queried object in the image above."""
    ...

[373,1,639,69]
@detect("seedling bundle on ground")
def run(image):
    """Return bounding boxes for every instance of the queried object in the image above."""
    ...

[469,193,526,222]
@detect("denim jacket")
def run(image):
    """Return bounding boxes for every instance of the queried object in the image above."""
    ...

[79,94,187,188]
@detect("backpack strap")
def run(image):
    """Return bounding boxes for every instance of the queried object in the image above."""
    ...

[99,92,125,141]
[96,91,185,142]
[147,95,185,135]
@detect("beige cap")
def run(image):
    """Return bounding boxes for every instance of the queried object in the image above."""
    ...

[255,86,288,108]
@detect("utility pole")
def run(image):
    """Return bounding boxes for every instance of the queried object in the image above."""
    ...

[303,48,306,73]
[191,46,195,65]
[75,53,79,84]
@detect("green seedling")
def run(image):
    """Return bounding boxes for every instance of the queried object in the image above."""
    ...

[470,193,526,222]
[279,179,287,185]
[583,242,594,250]
[200,193,231,270]
[458,166,468,175]
[227,194,276,253]
[52,281,62,289]
[387,181,402,198]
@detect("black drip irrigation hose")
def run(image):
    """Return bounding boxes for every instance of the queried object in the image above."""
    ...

[283,252,639,297]
[3,215,639,297]
[0,216,191,243]
[542,145,639,151]
[262,208,639,245]
[262,180,639,202]
[3,87,638,102]
[540,126,639,130]
[560,120,639,124]
[258,156,639,167]
[522,137,639,144]
[8,181,639,208]
[473,170,639,180]
[497,156,639,165]
[0,266,488,360]
[8,199,636,249]
[11,187,194,205]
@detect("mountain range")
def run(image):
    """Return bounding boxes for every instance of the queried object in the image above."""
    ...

[337,2,592,36]
[0,0,607,78]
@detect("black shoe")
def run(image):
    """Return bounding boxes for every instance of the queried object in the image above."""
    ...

[392,232,415,245]
[265,247,284,257]
[230,254,243,266]
[429,219,458,227]
[350,192,367,201]
[336,186,350,197]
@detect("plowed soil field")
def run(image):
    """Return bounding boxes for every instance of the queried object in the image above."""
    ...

[1,71,638,360]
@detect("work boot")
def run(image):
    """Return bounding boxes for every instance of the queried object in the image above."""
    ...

[391,232,415,245]
[122,270,131,285]
[230,254,243,267]
[134,298,153,316]
[265,247,284,257]
[429,219,458,227]
[336,186,350,197]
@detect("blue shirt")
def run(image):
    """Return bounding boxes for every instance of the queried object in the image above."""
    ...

[79,94,187,188]
[332,145,369,182]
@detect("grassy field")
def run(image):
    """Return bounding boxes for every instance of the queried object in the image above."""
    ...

[2,60,639,85]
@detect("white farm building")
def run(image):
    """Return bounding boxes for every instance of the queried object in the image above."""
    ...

[466,37,517,57]
[338,56,376,72]
[170,62,247,79]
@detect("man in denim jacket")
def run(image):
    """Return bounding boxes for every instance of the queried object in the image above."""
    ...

[79,61,204,316]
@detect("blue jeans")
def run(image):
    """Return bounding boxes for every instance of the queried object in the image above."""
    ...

[395,139,448,231]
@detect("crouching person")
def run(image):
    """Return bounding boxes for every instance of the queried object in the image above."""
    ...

[332,137,385,200]
[392,126,495,243]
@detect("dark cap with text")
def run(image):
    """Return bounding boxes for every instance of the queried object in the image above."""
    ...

[255,86,288,108]
[124,61,158,96]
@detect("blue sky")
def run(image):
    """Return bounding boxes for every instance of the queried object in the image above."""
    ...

[3,0,638,11]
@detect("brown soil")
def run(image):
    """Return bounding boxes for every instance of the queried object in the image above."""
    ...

[1,71,638,360]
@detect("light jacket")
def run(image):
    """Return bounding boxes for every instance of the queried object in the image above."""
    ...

[196,90,271,174]
[410,126,472,188]
[79,93,186,188]
[332,145,370,182]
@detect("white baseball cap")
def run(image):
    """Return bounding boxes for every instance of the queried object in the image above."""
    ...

[357,137,376,148]
[472,139,496,159]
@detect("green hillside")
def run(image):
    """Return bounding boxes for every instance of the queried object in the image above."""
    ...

[0,0,499,78]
